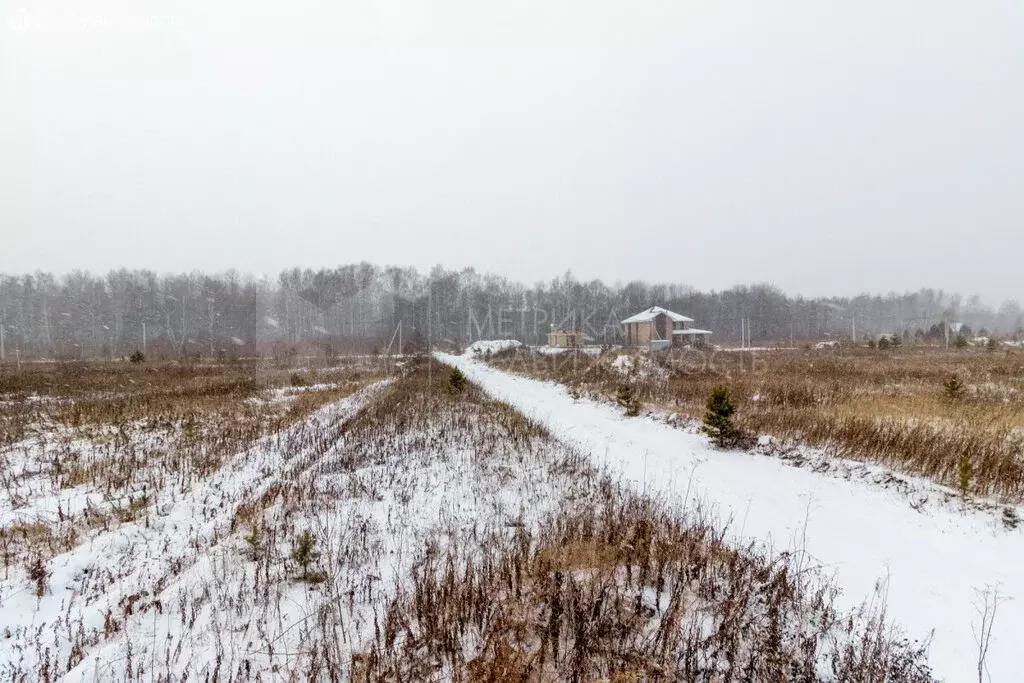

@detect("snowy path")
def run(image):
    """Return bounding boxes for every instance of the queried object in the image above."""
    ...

[439,353,1024,682]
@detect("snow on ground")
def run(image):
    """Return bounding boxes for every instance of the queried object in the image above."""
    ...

[246,382,349,405]
[532,345,603,356]
[0,381,358,529]
[465,339,522,355]
[0,381,387,679]
[438,351,1024,682]
[609,352,670,381]
[0,372,598,681]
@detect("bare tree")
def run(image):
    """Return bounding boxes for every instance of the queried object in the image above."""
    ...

[972,584,1008,683]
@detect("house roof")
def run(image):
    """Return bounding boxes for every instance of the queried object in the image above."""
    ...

[672,328,712,335]
[621,306,694,325]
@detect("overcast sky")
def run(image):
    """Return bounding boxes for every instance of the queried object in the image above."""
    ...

[2,0,1022,303]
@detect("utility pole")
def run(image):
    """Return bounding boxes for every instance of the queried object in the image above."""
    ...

[207,298,215,356]
[43,301,52,353]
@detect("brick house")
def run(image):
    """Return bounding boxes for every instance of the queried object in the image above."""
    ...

[621,306,712,349]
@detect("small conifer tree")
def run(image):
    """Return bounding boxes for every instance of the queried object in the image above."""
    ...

[243,524,262,561]
[986,337,998,352]
[291,529,320,580]
[129,350,145,364]
[943,374,966,401]
[448,367,468,393]
[27,555,48,598]
[702,386,739,447]
[954,334,969,349]
[616,385,640,417]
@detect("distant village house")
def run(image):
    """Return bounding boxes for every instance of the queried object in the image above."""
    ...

[547,329,586,349]
[621,306,712,349]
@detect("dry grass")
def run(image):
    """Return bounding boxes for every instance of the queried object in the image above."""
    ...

[215,357,934,681]
[487,346,1024,500]
[0,357,384,446]
[354,474,934,682]
[0,356,387,570]
[0,356,936,681]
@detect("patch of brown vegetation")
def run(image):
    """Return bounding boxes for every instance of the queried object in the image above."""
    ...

[488,346,1024,499]
[356,480,935,682]
[0,357,389,566]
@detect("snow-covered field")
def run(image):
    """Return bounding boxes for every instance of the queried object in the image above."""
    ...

[0,381,387,679]
[1,370,608,681]
[439,351,1024,682]
[4,350,1012,680]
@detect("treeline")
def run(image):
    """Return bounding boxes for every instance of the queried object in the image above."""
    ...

[0,265,1020,359]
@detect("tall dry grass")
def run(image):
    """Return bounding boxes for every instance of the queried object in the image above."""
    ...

[0,355,938,681]
[0,357,386,569]
[232,357,934,681]
[352,432,934,680]
[486,346,1024,500]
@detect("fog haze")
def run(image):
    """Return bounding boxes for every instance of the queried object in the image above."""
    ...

[3,0,1022,303]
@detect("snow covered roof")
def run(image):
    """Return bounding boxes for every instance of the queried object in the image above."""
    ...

[621,306,694,324]
[672,328,712,335]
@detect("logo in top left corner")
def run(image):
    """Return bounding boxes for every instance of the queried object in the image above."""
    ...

[8,8,36,32]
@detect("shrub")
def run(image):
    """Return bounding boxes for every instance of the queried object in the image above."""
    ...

[986,337,999,352]
[128,350,145,364]
[890,333,902,347]
[291,529,320,581]
[289,372,308,387]
[243,524,262,561]
[878,337,891,350]
[616,385,640,416]
[27,555,48,597]
[943,374,966,401]
[954,334,969,350]
[867,339,877,349]
[702,386,740,447]
[449,367,468,393]
[958,454,973,498]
